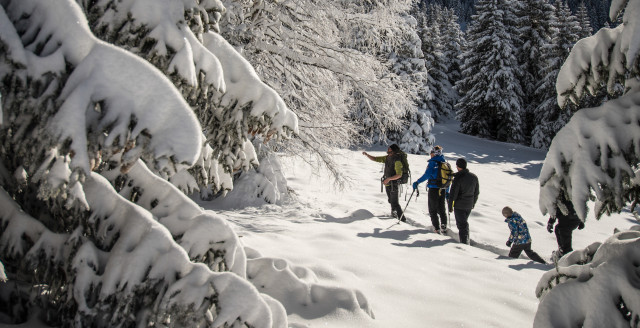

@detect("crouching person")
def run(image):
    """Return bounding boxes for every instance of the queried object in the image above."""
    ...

[502,206,547,264]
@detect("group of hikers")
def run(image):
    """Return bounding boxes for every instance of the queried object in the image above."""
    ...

[363,144,584,264]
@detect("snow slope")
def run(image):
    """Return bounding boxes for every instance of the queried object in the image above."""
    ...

[202,120,636,327]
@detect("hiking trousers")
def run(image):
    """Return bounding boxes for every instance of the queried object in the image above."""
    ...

[555,220,580,254]
[385,183,403,218]
[454,208,471,244]
[509,242,546,264]
[428,188,447,229]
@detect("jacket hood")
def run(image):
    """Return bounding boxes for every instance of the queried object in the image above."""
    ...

[428,154,445,163]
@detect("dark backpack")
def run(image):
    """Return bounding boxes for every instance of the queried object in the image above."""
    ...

[397,151,410,184]
[435,161,453,189]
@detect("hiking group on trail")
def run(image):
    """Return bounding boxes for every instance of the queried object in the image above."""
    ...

[363,144,583,265]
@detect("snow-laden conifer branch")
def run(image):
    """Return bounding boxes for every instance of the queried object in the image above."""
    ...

[1,0,203,176]
[76,173,284,327]
[539,89,640,219]
[102,159,247,275]
[0,186,63,266]
[556,0,639,107]
[80,0,298,194]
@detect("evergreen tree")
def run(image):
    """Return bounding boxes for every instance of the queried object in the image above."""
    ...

[536,0,640,322]
[418,0,477,30]
[440,7,465,107]
[0,0,304,326]
[387,14,436,154]
[576,1,593,37]
[514,0,555,141]
[530,0,581,149]
[537,0,640,221]
[421,4,455,122]
[455,0,524,142]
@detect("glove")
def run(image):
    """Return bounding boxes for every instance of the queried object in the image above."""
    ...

[506,240,512,247]
[448,205,453,213]
[412,182,418,190]
[578,222,585,230]
[547,218,555,233]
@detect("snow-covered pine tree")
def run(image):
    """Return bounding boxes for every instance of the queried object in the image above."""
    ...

[530,0,581,149]
[455,0,525,142]
[420,4,455,122]
[534,0,640,319]
[0,0,302,326]
[576,1,594,37]
[537,0,640,221]
[387,13,436,154]
[440,7,464,109]
[417,0,477,30]
[514,0,556,140]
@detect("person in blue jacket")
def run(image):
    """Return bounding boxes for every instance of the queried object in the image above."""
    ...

[412,145,448,234]
[502,206,547,264]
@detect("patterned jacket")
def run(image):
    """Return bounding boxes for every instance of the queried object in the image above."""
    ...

[505,212,532,245]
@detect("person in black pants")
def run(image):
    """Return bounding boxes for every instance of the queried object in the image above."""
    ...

[503,206,547,264]
[413,146,448,233]
[363,144,406,221]
[447,158,479,244]
[547,194,584,258]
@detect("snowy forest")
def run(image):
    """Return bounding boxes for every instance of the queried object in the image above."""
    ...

[0,0,638,326]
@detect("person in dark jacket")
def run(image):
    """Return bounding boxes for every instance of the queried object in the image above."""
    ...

[363,144,406,221]
[447,158,479,244]
[502,207,547,264]
[547,193,584,258]
[413,146,448,233]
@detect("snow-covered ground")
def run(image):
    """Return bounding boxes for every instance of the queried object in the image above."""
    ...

[202,120,637,327]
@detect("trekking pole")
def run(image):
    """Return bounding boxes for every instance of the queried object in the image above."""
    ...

[397,189,416,223]
[445,190,451,234]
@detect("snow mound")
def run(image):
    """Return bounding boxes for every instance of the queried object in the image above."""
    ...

[245,247,375,320]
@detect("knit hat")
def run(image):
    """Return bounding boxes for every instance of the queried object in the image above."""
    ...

[456,158,467,169]
[431,145,442,156]
[389,144,401,153]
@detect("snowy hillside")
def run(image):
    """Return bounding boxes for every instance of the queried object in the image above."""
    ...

[202,120,637,327]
